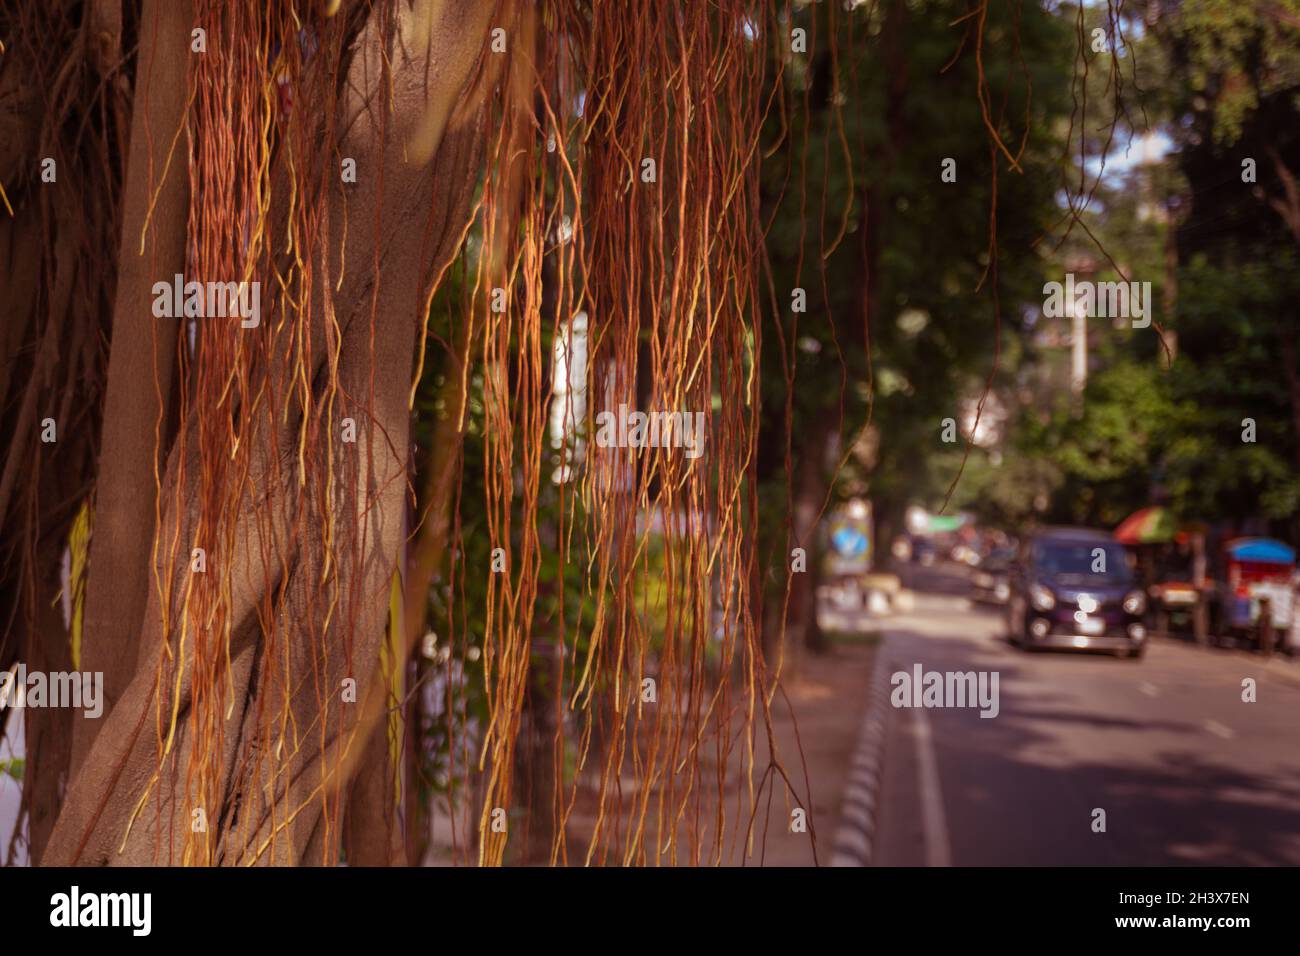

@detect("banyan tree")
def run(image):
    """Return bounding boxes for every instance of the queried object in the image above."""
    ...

[1,0,1053,866]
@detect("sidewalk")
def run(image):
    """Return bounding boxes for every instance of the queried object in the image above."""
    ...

[420,626,883,866]
[555,629,881,866]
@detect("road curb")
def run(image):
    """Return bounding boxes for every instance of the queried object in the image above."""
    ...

[829,633,893,866]
[1260,657,1300,689]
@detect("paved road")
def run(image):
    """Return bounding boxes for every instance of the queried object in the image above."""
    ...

[870,563,1300,866]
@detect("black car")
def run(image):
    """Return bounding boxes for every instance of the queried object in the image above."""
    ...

[1006,528,1148,658]
[971,546,1016,605]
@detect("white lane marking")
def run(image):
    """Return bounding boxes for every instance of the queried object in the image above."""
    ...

[1204,719,1235,739]
[1139,681,1160,698]
[912,705,953,867]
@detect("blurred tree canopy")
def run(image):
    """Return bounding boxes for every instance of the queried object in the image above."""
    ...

[957,0,1300,542]
[754,0,1075,603]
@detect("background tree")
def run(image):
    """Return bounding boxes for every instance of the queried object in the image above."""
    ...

[754,0,1074,654]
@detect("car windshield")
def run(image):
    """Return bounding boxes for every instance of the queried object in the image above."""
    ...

[1034,540,1133,583]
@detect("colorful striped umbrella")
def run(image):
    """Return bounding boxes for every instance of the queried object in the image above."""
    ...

[1114,506,1178,545]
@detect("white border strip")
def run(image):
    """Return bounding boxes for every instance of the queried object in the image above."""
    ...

[829,633,893,866]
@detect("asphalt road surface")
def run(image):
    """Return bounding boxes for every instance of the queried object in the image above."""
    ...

[871,563,1300,866]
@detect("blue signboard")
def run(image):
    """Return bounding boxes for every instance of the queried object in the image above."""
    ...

[832,525,869,558]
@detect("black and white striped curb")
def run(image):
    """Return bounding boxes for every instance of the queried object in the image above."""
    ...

[830,633,893,866]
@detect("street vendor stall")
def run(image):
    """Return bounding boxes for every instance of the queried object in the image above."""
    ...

[1114,507,1211,641]
[1216,537,1295,652]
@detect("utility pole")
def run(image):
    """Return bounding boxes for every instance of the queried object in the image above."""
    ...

[1065,255,1096,413]
[1071,308,1087,404]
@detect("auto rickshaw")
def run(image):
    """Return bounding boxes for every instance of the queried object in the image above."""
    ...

[1214,537,1296,652]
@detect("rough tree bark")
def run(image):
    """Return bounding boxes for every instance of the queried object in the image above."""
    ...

[42,0,495,866]
[70,0,189,777]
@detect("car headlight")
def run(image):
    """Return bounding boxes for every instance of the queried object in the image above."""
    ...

[1030,584,1056,611]
[1123,590,1146,615]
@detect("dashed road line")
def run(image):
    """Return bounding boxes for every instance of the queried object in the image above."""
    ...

[1203,719,1235,739]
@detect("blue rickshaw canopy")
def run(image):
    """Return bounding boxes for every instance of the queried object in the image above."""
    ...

[1224,537,1296,564]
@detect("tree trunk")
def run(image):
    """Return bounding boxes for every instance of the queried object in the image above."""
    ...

[43,0,495,867]
[70,0,189,776]
[788,422,834,658]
